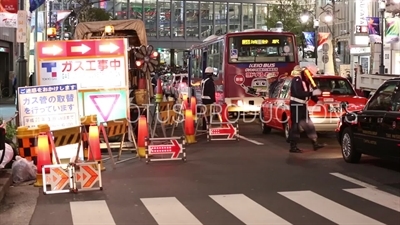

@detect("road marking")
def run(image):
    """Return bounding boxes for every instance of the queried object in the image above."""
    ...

[70,200,115,225]
[279,190,384,225]
[344,188,400,212]
[237,135,264,145]
[141,197,203,225]
[330,172,377,188]
[210,194,291,225]
[196,132,206,137]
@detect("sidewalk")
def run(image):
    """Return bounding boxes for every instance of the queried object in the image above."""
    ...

[0,169,12,203]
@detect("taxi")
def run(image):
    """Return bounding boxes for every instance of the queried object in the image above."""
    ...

[260,74,368,141]
[336,78,400,163]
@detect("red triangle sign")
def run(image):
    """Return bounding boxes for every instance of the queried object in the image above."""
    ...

[89,94,120,121]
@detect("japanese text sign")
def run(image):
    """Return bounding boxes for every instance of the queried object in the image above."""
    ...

[36,39,127,90]
[18,84,80,130]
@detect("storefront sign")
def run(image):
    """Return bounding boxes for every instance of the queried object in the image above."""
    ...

[355,0,369,26]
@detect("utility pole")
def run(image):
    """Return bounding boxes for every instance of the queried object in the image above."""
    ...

[16,0,28,110]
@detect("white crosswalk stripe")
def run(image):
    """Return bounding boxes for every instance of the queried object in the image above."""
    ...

[279,190,384,225]
[67,174,400,225]
[210,194,292,225]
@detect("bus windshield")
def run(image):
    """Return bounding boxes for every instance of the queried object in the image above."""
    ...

[228,35,296,63]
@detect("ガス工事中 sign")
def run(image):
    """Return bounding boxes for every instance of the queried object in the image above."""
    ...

[18,84,80,129]
[39,58,126,89]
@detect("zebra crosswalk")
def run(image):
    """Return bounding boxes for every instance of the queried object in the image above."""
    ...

[62,173,400,225]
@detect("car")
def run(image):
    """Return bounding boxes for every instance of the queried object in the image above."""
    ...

[260,75,368,141]
[336,78,400,163]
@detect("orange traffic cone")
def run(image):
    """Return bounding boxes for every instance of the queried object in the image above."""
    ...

[190,96,196,117]
[185,109,196,144]
[137,116,148,157]
[155,79,163,103]
[34,134,52,187]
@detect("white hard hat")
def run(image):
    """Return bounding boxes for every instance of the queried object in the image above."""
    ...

[266,73,277,79]
[205,67,214,73]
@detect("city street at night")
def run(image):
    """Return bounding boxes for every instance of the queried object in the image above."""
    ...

[25,120,400,225]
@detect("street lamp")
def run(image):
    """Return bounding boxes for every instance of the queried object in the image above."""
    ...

[301,10,333,66]
[379,0,386,74]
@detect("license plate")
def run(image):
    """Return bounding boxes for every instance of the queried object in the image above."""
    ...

[328,104,341,113]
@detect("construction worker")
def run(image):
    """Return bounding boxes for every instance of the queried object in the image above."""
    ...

[201,67,216,130]
[288,65,326,153]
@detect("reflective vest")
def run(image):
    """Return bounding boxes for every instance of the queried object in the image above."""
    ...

[201,78,211,99]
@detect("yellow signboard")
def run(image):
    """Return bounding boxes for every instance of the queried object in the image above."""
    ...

[241,39,280,45]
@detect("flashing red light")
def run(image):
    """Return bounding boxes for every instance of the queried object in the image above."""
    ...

[135,60,143,67]
[151,51,159,58]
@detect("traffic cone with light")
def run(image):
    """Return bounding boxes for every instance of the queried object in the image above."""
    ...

[137,116,148,157]
[155,79,163,103]
[34,134,52,187]
[88,124,105,171]
[185,109,196,144]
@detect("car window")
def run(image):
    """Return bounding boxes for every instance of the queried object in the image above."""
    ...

[314,78,355,95]
[366,81,399,111]
[270,79,285,98]
[390,85,400,111]
[279,79,292,99]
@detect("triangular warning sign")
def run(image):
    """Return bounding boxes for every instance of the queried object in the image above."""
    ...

[89,94,120,121]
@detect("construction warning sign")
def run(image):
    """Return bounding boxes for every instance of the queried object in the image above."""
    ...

[36,39,130,124]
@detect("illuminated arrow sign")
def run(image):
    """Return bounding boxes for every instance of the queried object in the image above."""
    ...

[98,42,120,53]
[42,45,63,55]
[47,167,69,190]
[76,165,99,189]
[148,140,182,158]
[70,44,91,54]
[209,124,236,139]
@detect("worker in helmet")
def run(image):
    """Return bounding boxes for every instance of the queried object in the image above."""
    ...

[288,65,326,153]
[201,67,216,129]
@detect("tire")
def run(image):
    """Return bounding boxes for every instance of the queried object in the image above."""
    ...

[341,127,362,163]
[283,122,290,142]
[260,111,271,134]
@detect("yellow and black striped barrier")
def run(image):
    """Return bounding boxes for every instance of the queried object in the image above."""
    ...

[49,126,82,165]
[100,118,137,164]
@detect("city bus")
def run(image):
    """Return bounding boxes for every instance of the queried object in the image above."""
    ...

[190,29,299,114]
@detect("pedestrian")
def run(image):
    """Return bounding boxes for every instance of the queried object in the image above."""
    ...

[288,65,326,153]
[201,67,216,130]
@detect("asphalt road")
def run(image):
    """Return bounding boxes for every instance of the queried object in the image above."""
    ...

[28,121,400,225]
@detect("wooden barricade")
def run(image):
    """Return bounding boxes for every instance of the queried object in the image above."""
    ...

[42,125,104,195]
[100,118,138,164]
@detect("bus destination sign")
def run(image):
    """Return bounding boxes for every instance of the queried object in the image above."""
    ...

[241,39,280,45]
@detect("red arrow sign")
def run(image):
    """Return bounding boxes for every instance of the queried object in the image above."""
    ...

[148,140,182,158]
[66,41,96,57]
[209,124,236,139]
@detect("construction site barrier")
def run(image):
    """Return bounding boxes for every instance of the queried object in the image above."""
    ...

[196,104,239,141]
[145,136,186,163]
[100,118,138,164]
[16,127,39,164]
[42,125,103,194]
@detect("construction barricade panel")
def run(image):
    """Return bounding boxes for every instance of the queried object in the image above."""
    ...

[42,164,74,195]
[72,161,102,192]
[145,137,186,163]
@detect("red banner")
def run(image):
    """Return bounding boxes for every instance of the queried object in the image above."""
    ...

[318,32,330,47]
[0,0,18,13]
